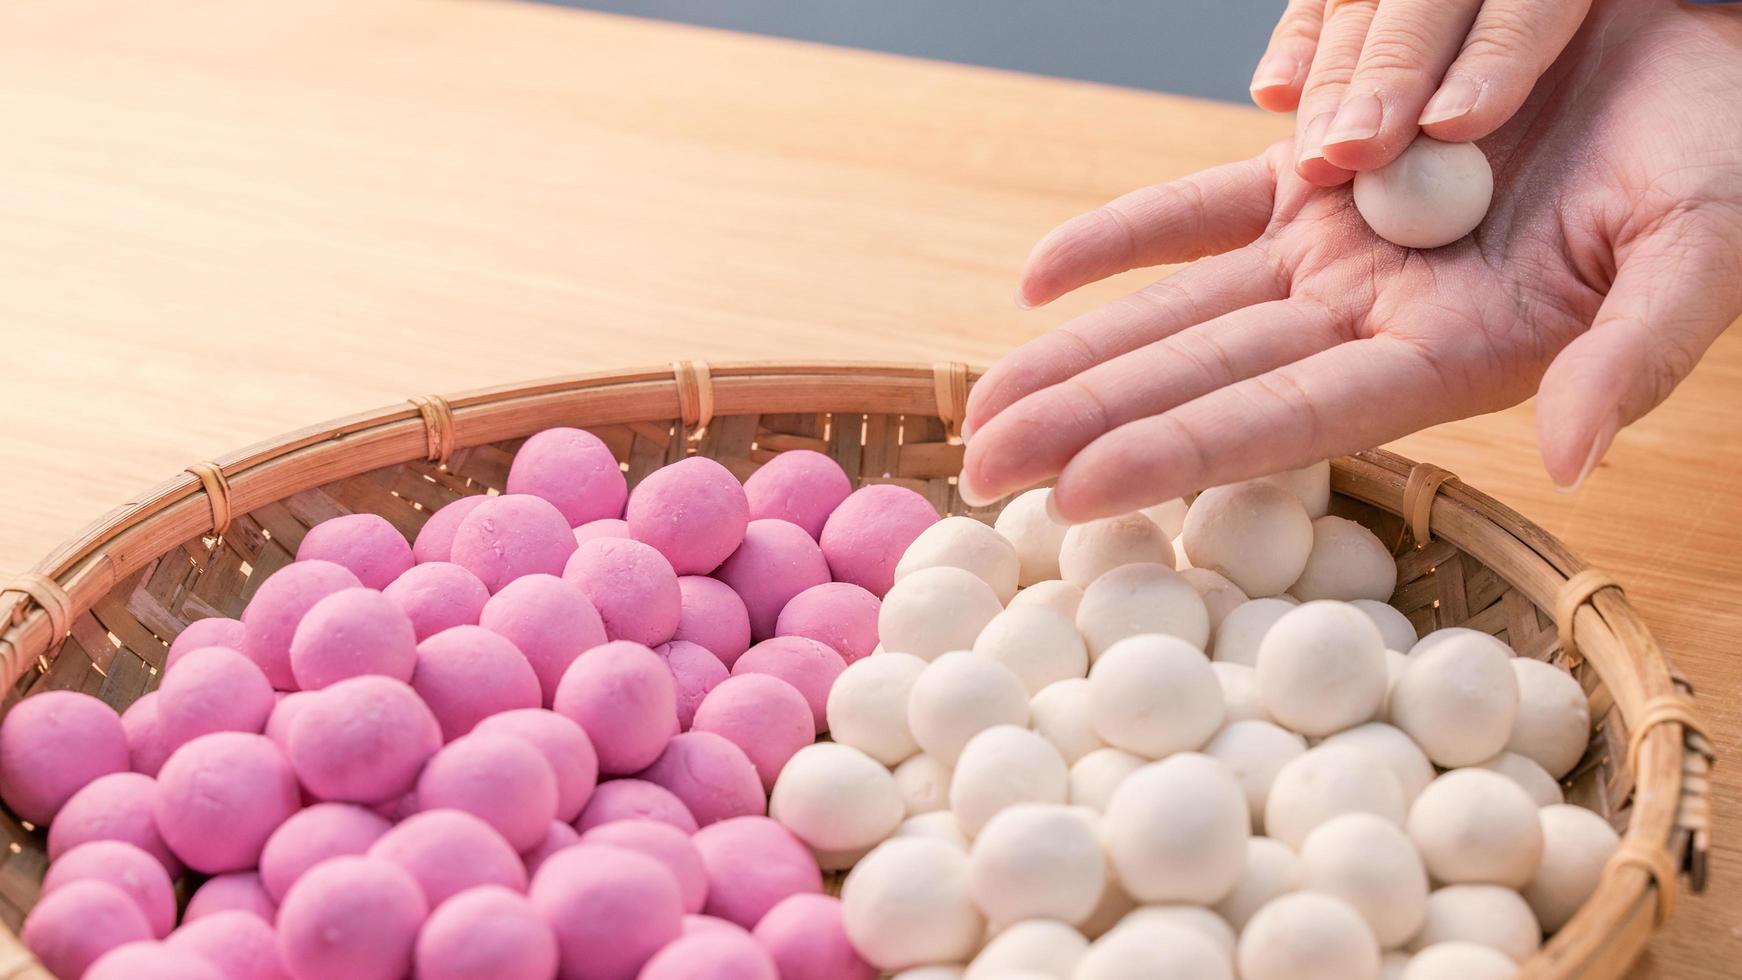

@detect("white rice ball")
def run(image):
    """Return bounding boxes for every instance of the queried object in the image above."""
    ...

[1522,804,1619,932]
[1180,568,1248,635]
[1264,744,1407,849]
[893,810,970,850]
[967,803,1106,926]
[1408,885,1541,961]
[1321,723,1436,805]
[827,651,928,765]
[1236,892,1381,980]
[1351,599,1418,654]
[1213,837,1300,930]
[1505,658,1590,779]
[972,605,1088,695]
[1390,633,1519,767]
[1113,905,1235,957]
[1410,627,1513,658]
[1407,769,1543,889]
[963,919,1086,980]
[892,969,966,980]
[770,742,904,853]
[1104,753,1249,904]
[908,651,1030,766]
[881,567,1004,661]
[949,725,1069,837]
[1074,920,1232,980]
[1068,748,1147,813]
[896,516,1021,604]
[1289,516,1397,602]
[1087,634,1223,758]
[1257,460,1331,519]
[1203,720,1307,833]
[1007,580,1084,620]
[1381,951,1412,980]
[1075,563,1209,660]
[1212,598,1295,666]
[1059,514,1173,589]
[1181,482,1313,598]
[1029,678,1106,764]
[843,837,986,970]
[994,489,1069,588]
[1141,498,1190,539]
[1402,942,1520,980]
[1375,649,1408,722]
[1473,752,1564,807]
[1257,601,1388,736]
[1210,662,1270,723]
[1299,813,1430,948]
[894,753,953,816]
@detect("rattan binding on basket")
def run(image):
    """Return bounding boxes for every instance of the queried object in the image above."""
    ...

[408,394,457,466]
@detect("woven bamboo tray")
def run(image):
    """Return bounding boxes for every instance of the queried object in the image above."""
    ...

[0,361,1713,979]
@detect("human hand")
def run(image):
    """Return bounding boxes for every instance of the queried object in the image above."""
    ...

[958,0,1742,521]
[1252,0,1593,185]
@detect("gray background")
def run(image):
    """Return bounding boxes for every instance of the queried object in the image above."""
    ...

[541,1,1277,103]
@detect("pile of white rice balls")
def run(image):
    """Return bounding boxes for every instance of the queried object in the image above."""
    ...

[782,463,1616,980]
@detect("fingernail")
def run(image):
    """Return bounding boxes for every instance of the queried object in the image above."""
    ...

[1420,76,1480,125]
[1297,112,1334,166]
[959,419,975,444]
[1014,287,1033,311]
[1323,92,1382,145]
[1555,411,1621,493]
[1249,54,1297,94]
[1044,490,1071,525]
[958,472,995,507]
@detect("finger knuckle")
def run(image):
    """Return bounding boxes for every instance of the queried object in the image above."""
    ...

[1460,13,1537,68]
[1358,27,1440,77]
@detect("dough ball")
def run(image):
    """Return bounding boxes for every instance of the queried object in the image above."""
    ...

[505,427,627,527]
[1473,752,1564,807]
[1204,720,1308,833]
[733,635,847,733]
[1391,634,1519,767]
[1411,627,1514,658]
[563,536,683,647]
[1408,885,1541,961]
[821,484,942,597]
[1300,813,1429,947]
[1088,634,1223,757]
[574,779,698,835]
[1076,563,1210,660]
[83,942,223,980]
[166,909,289,980]
[452,494,580,594]
[1182,483,1313,598]
[1257,600,1388,735]
[1505,658,1590,779]
[1376,649,1409,722]
[626,455,750,575]
[1008,579,1084,620]
[1059,514,1174,588]
[691,816,824,928]
[778,581,882,664]
[20,880,154,980]
[842,837,985,970]
[964,918,1086,979]
[1213,836,1300,930]
[158,645,276,752]
[653,638,729,730]
[995,488,1070,586]
[638,730,767,828]
[184,873,277,923]
[41,840,175,938]
[908,651,1030,766]
[1069,748,1147,813]
[581,819,709,914]
[743,449,853,540]
[1264,744,1407,849]
[1321,722,1436,805]
[1115,906,1235,958]
[967,803,1106,925]
[417,732,559,852]
[1353,137,1493,250]
[1350,599,1418,654]
[47,772,180,877]
[414,496,491,565]
[479,573,608,707]
[1212,597,1295,667]
[1257,461,1332,519]
[1408,769,1544,888]
[897,515,1021,604]
[412,624,543,741]
[641,931,779,980]
[523,821,582,878]
[1030,678,1107,764]
[287,675,441,804]
[1180,568,1249,635]
[1105,753,1248,904]
[695,673,815,791]
[827,652,928,766]
[1522,804,1619,932]
[974,605,1089,694]
[772,742,904,852]
[881,566,1004,662]
[894,753,954,816]
[164,616,247,672]
[1141,497,1191,539]
[120,692,170,778]
[414,885,560,980]
[949,725,1069,837]
[278,856,428,980]
[1074,921,1231,980]
[155,732,299,873]
[287,587,419,691]
[1289,517,1397,603]
[530,844,685,979]
[385,561,492,641]
[553,640,679,775]
[241,558,363,688]
[753,893,876,980]
[1211,662,1270,723]
[893,810,970,850]
[672,575,753,667]
[1403,942,1520,980]
[1236,892,1380,980]
[296,512,415,590]
[259,802,393,903]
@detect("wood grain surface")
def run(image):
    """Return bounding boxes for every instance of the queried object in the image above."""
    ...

[1,1,1736,974]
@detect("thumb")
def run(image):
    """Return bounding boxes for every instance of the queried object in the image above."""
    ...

[1535,212,1742,490]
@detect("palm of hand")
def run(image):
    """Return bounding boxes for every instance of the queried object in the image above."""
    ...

[959,0,1742,519]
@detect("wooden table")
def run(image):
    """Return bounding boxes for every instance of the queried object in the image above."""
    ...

[1,1,1735,974]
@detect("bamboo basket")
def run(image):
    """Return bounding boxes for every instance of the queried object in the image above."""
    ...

[0,362,1713,979]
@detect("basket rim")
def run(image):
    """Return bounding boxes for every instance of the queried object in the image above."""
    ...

[0,360,1711,980]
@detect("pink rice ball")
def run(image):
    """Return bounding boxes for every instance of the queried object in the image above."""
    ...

[121,692,171,777]
[731,636,846,734]
[479,574,608,707]
[415,733,558,852]
[626,457,750,575]
[412,625,543,741]
[47,771,181,875]
[296,513,415,591]
[383,562,491,640]
[369,809,528,908]
[581,819,709,914]
[288,588,418,689]
[640,931,779,980]
[264,690,313,752]
[573,779,698,835]
[85,942,224,980]
[573,518,630,545]
[416,885,559,980]
[553,641,679,775]
[523,820,582,877]
[185,872,277,923]
[684,915,751,939]
[21,880,154,980]
[690,674,814,792]
[413,495,490,564]
[673,576,753,667]
[530,844,684,980]
[507,427,628,527]
[715,519,831,641]
[655,639,729,729]
[164,616,246,672]
[775,582,881,664]
[155,732,300,873]
[636,731,765,827]
[691,817,823,929]
[42,840,176,938]
[563,538,682,647]
[260,803,394,902]
[287,676,441,804]
[277,856,427,980]
[743,450,852,540]
[158,646,276,749]
[0,690,128,825]
[818,484,940,597]
[474,708,599,823]
[753,893,875,980]
[242,559,363,689]
[165,910,287,980]
[451,493,580,594]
